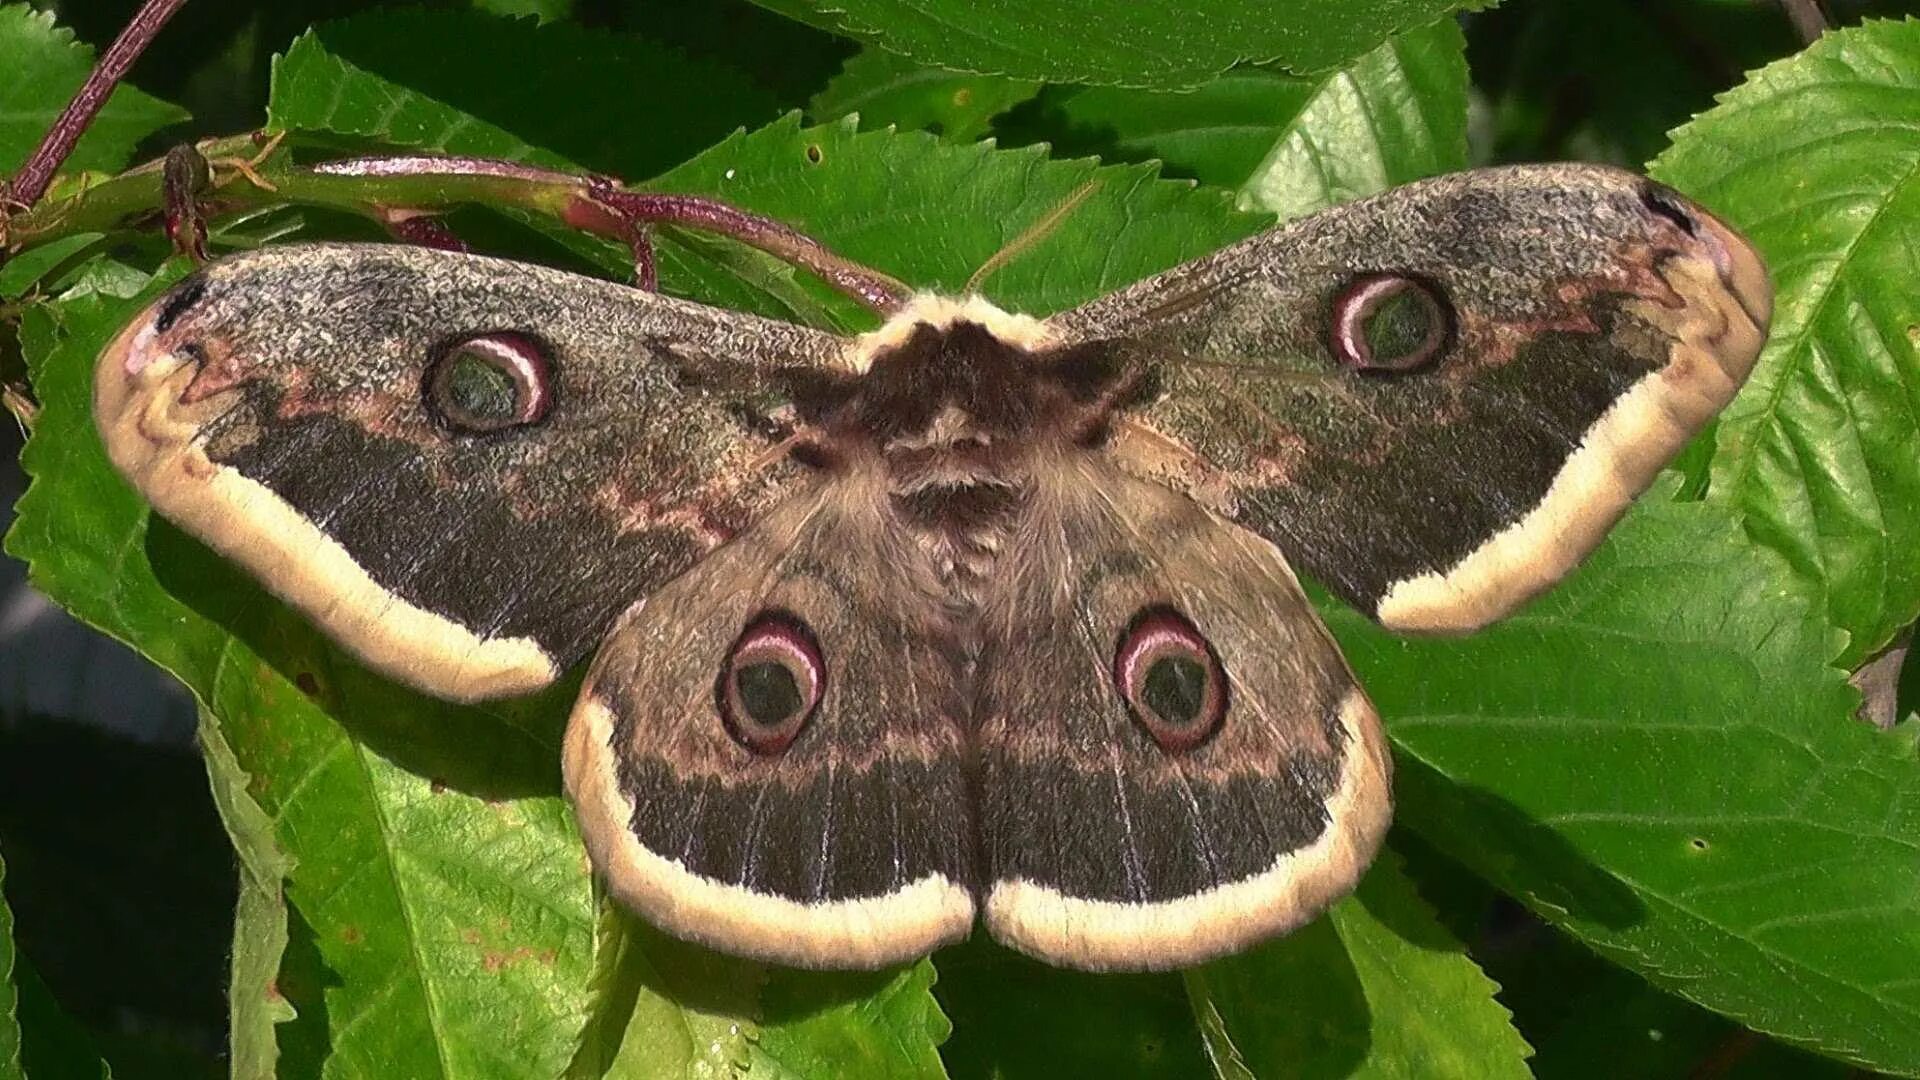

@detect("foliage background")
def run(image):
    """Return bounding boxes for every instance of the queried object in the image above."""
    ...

[1,0,1918,1078]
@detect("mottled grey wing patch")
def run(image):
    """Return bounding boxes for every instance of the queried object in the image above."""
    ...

[1051,164,1770,633]
[97,243,842,700]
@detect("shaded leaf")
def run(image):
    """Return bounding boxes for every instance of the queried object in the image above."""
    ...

[199,708,296,1080]
[758,0,1486,88]
[1469,0,1796,166]
[1652,17,1920,666]
[12,953,109,1080]
[607,0,853,106]
[569,912,948,1079]
[1187,850,1530,1079]
[268,9,778,181]
[810,48,1040,141]
[1324,486,1920,1074]
[1505,935,1852,1079]
[0,234,104,300]
[0,4,186,180]
[470,0,575,23]
[1031,18,1467,210]
[934,939,1212,1079]
[11,280,600,1080]
[1,846,18,1080]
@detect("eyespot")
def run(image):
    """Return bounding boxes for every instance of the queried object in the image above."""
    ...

[1113,606,1228,753]
[1330,274,1452,372]
[717,610,825,755]
[425,332,553,433]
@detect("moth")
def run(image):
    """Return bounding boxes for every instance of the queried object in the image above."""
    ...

[93,164,1769,972]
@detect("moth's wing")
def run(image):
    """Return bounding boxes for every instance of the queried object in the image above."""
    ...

[1048,164,1771,632]
[97,244,842,700]
[976,460,1390,971]
[563,484,975,969]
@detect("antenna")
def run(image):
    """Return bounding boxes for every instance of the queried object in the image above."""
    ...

[964,179,1101,295]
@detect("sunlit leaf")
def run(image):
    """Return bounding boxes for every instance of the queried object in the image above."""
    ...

[1653,17,1920,666]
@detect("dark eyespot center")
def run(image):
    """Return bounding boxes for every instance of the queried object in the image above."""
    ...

[444,351,517,418]
[734,661,804,726]
[1330,274,1452,373]
[426,332,552,433]
[1141,655,1208,727]
[717,611,824,755]
[1114,607,1227,753]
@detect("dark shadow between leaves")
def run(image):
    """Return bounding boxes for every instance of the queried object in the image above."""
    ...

[933,934,1215,1079]
[1195,914,1375,1080]
[146,519,571,802]
[1391,751,1646,931]
[273,902,339,1080]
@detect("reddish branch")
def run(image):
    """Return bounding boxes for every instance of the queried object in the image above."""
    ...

[1,1,910,315]
[1,0,190,211]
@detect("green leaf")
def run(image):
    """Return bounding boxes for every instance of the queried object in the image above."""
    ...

[810,48,1040,141]
[11,281,599,1080]
[647,116,1265,320]
[267,9,778,181]
[1234,18,1466,217]
[0,4,187,179]
[1186,850,1531,1079]
[1651,17,1920,667]
[934,940,1213,1078]
[1031,18,1467,210]
[11,954,110,1080]
[569,912,948,1079]
[1323,485,1920,1074]
[0,233,104,299]
[758,0,1485,87]
[199,708,296,1080]
[1,846,18,1080]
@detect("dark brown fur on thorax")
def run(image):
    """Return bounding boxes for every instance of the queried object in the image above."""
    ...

[793,320,1129,612]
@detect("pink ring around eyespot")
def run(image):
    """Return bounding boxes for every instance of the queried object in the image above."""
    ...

[1112,607,1228,753]
[718,612,826,756]
[461,332,553,424]
[1329,274,1450,372]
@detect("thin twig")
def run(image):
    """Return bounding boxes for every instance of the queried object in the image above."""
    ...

[1,0,191,210]
[8,144,911,315]
[1776,0,1830,45]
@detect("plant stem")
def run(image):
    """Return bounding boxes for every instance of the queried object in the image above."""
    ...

[7,145,911,314]
[1,0,190,210]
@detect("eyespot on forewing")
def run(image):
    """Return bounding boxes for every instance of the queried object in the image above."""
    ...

[1329,274,1453,373]
[425,332,554,433]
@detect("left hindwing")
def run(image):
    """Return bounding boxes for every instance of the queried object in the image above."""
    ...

[563,483,976,970]
[975,460,1391,971]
